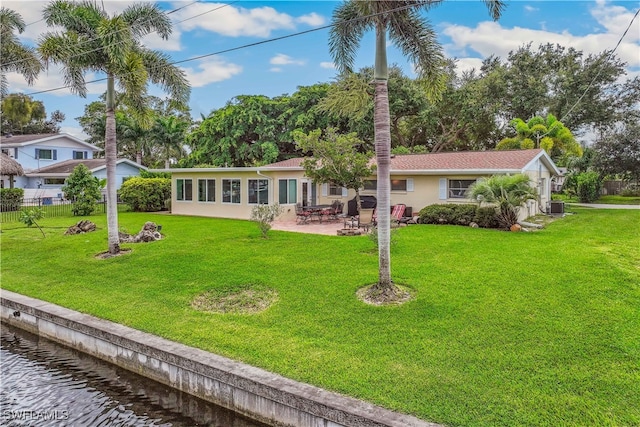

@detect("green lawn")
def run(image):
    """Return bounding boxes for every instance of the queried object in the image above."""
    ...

[552,193,640,205]
[1,209,639,426]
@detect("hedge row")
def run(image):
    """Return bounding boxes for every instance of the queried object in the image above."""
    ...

[0,188,24,212]
[118,177,170,212]
[418,203,500,228]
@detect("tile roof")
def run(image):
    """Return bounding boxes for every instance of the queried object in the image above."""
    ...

[388,149,543,171]
[263,149,544,172]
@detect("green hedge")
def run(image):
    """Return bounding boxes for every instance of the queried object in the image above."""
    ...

[119,177,170,212]
[0,188,24,212]
[418,203,499,228]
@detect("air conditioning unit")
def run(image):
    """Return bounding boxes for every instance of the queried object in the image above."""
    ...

[549,200,564,214]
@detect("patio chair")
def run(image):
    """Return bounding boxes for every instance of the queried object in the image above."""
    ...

[357,208,375,232]
[391,204,406,225]
[295,203,311,224]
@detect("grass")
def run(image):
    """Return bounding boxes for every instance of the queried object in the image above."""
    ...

[1,209,639,426]
[552,193,640,205]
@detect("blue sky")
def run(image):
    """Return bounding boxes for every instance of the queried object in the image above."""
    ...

[4,0,639,138]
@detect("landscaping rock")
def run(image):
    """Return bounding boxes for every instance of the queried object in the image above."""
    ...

[119,222,163,243]
[469,222,479,228]
[510,224,522,232]
[65,220,97,235]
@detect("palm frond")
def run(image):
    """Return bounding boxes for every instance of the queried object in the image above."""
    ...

[482,0,506,21]
[121,3,172,39]
[329,2,371,74]
[139,49,190,104]
[0,7,26,34]
[98,17,133,70]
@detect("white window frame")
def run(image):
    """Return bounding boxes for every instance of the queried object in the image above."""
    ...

[176,178,193,201]
[198,179,216,202]
[222,179,241,204]
[248,179,269,204]
[448,179,476,199]
[278,179,297,204]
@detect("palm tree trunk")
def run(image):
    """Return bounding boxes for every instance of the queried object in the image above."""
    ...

[374,23,392,288]
[105,74,120,254]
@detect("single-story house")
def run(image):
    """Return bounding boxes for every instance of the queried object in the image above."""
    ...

[22,158,147,199]
[161,149,560,222]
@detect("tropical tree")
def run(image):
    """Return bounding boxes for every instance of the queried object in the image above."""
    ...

[294,128,375,211]
[593,123,640,183]
[467,174,538,230]
[62,164,102,216]
[0,7,42,98]
[39,0,190,254]
[496,113,582,165]
[329,0,504,299]
[151,115,189,168]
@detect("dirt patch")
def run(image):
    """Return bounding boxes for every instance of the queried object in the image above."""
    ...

[192,285,278,314]
[95,248,132,259]
[357,283,415,306]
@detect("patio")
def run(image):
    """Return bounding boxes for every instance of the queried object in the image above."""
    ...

[271,218,353,236]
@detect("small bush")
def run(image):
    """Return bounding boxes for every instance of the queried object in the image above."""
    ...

[250,204,284,238]
[419,204,477,226]
[119,177,171,212]
[62,164,102,216]
[620,184,640,197]
[0,188,24,212]
[576,171,602,203]
[474,207,500,228]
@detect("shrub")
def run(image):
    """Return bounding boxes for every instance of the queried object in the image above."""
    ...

[620,184,640,197]
[418,204,477,226]
[576,171,602,203]
[0,188,24,212]
[19,207,45,237]
[250,204,284,238]
[62,164,102,216]
[474,207,500,228]
[119,177,171,212]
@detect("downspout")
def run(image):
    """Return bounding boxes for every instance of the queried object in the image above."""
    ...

[256,170,273,205]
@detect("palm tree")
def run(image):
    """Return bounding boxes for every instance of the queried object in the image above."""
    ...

[467,174,538,230]
[152,115,189,168]
[39,0,190,254]
[329,0,505,298]
[0,7,43,98]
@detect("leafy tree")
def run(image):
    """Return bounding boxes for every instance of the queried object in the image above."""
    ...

[593,123,640,183]
[0,7,42,98]
[294,128,375,211]
[39,0,190,254]
[467,174,538,229]
[575,171,602,203]
[0,93,64,134]
[62,164,102,216]
[329,0,503,297]
[478,43,639,136]
[19,207,45,237]
[496,113,582,165]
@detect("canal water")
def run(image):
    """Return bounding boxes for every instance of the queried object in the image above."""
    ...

[1,324,270,427]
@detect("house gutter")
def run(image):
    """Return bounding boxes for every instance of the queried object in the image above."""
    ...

[256,169,274,205]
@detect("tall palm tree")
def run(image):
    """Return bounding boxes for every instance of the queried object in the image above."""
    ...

[152,115,189,168]
[0,7,43,98]
[39,0,190,254]
[330,0,504,298]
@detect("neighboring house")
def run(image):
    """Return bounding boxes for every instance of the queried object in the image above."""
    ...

[0,133,145,198]
[162,149,560,222]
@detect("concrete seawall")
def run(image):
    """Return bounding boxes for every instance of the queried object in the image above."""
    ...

[1,290,440,427]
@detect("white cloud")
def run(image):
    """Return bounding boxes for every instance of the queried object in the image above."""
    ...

[6,65,104,97]
[524,5,539,13]
[452,58,484,75]
[270,54,305,66]
[181,59,243,87]
[442,1,640,75]
[270,67,283,73]
[174,3,296,38]
[320,62,336,69]
[296,13,325,27]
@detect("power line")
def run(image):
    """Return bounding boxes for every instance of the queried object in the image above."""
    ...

[25,2,427,97]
